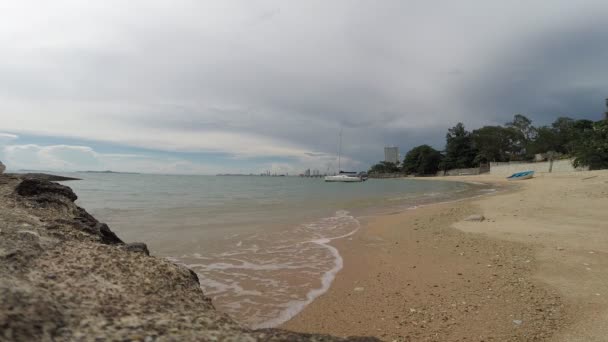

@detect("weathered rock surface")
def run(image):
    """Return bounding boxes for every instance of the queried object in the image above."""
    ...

[0,174,377,342]
[123,242,151,256]
[8,172,81,181]
[16,178,79,202]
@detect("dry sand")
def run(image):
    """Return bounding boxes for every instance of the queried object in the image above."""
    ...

[281,170,608,341]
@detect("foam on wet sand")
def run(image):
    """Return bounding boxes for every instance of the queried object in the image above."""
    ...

[174,210,361,328]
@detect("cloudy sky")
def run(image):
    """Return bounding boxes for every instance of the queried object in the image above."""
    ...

[1,1,607,174]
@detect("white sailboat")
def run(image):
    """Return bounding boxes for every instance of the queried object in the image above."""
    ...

[324,173,363,182]
[324,129,363,182]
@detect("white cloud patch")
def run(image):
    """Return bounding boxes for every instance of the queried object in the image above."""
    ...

[0,133,19,148]
[2,143,325,174]
[3,144,101,171]
[0,133,18,140]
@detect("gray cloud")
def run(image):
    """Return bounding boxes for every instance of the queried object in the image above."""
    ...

[459,17,608,127]
[1,1,607,170]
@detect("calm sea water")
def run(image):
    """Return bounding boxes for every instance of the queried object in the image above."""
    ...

[57,173,486,328]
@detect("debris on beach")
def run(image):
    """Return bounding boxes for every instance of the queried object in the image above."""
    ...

[464,214,485,222]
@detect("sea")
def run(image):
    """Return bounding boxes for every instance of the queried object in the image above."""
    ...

[54,173,491,328]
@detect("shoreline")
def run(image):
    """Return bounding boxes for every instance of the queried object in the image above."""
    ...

[257,179,499,329]
[281,179,564,341]
[65,174,489,330]
[255,215,362,329]
[281,171,608,341]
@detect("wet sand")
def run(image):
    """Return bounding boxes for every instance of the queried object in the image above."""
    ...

[282,171,608,341]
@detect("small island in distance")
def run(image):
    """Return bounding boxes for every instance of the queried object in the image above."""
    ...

[79,170,141,175]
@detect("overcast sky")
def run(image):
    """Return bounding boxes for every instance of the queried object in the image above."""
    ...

[1,1,607,174]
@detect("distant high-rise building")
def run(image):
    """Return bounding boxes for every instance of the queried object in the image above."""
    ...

[605,98,608,121]
[384,146,399,164]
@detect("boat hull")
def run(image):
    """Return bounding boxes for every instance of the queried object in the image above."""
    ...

[324,175,363,182]
[507,171,535,181]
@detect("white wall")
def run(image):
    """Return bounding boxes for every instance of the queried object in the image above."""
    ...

[437,167,482,176]
[490,159,588,175]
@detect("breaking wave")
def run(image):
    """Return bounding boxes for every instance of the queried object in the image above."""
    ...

[173,210,360,328]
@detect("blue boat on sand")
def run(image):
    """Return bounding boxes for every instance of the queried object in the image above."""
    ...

[507,170,535,180]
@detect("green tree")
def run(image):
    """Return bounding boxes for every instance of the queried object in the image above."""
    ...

[573,120,608,170]
[526,126,559,156]
[368,161,400,174]
[471,126,522,163]
[442,122,477,170]
[504,114,537,160]
[402,145,442,175]
[506,114,537,142]
[525,118,595,157]
[551,117,577,154]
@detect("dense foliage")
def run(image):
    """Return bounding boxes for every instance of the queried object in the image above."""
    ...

[471,125,523,164]
[572,120,608,170]
[402,145,442,175]
[441,123,476,170]
[369,111,608,174]
[448,115,607,170]
[368,161,400,174]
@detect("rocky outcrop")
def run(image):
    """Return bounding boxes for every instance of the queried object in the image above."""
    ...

[16,178,79,202]
[10,172,81,181]
[0,174,377,342]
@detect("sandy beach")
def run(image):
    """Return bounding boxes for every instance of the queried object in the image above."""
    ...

[281,170,608,341]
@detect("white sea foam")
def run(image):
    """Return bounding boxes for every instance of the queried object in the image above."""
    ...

[200,261,308,271]
[178,210,360,329]
[467,181,487,185]
[253,213,360,328]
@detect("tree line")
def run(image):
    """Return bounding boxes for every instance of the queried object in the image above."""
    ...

[369,114,608,176]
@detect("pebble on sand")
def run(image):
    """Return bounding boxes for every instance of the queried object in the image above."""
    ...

[464,214,485,222]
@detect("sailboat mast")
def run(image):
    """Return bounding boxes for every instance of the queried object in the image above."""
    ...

[338,128,342,173]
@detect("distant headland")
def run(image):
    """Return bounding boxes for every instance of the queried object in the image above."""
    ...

[79,170,141,174]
